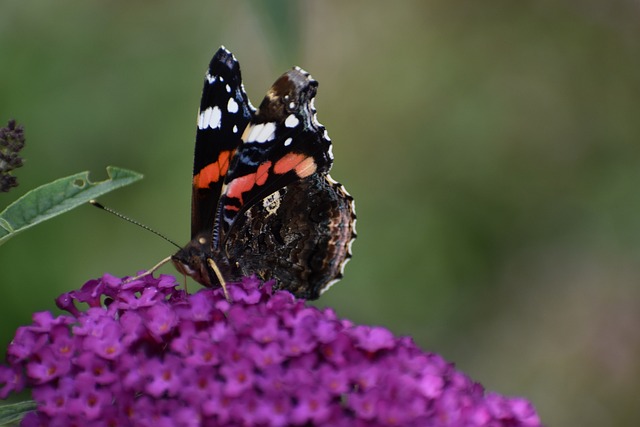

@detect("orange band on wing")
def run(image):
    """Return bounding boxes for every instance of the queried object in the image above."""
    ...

[294,156,317,178]
[193,150,234,189]
[226,161,272,204]
[274,153,317,178]
[255,162,271,185]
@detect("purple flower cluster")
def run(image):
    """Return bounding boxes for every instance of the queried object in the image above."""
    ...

[0,274,542,426]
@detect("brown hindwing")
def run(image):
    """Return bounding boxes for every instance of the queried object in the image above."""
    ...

[222,174,356,299]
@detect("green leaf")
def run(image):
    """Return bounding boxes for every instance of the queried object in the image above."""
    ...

[0,400,37,425]
[0,166,143,245]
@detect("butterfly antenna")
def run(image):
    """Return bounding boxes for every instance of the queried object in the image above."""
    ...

[89,200,182,250]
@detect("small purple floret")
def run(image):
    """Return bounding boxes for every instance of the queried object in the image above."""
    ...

[1,274,543,426]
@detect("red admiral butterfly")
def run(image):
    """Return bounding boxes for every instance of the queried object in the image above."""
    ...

[171,47,356,300]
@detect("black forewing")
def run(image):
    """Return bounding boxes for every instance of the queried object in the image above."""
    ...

[190,47,254,238]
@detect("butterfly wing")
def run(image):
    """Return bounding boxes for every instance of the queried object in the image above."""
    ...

[214,67,334,247]
[224,174,357,299]
[191,47,254,238]
[174,52,356,298]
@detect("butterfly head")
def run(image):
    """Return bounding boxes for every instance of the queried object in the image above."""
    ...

[172,232,232,288]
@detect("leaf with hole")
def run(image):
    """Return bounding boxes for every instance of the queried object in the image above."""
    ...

[0,166,143,245]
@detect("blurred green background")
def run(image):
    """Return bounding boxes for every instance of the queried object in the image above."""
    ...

[2,1,640,425]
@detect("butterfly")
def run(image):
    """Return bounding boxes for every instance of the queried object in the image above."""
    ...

[169,47,356,301]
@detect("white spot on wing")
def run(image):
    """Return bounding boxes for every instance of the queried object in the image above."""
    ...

[233,125,238,133]
[246,123,262,142]
[244,122,276,143]
[204,108,212,128]
[256,122,276,142]
[206,73,216,84]
[227,97,238,113]
[198,106,222,129]
[226,84,231,93]
[284,137,293,146]
[210,106,222,129]
[285,114,299,128]
[198,109,209,130]
[262,191,281,217]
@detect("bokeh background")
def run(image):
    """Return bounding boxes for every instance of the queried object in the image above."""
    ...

[2,1,640,425]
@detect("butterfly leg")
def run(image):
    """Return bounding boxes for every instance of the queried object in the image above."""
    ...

[207,258,231,302]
